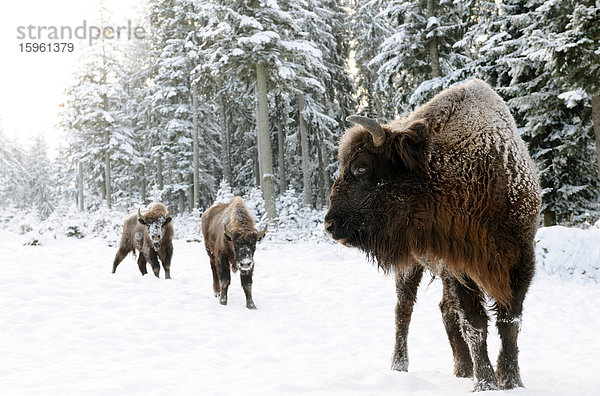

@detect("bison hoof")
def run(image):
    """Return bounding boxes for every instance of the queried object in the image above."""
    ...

[219,298,228,306]
[246,302,257,310]
[391,357,408,372]
[497,376,523,390]
[473,379,498,392]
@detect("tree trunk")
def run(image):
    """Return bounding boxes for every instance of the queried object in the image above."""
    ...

[543,210,556,227]
[156,153,164,190]
[322,144,331,201]
[254,151,260,187]
[592,95,600,176]
[255,62,277,223]
[188,173,194,212]
[297,93,312,206]
[276,96,286,192]
[178,173,185,214]
[316,141,325,210]
[103,112,111,209]
[141,164,147,204]
[191,83,200,210]
[427,0,441,78]
[220,94,232,182]
[78,161,84,212]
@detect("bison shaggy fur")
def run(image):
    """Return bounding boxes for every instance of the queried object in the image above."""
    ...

[324,79,541,391]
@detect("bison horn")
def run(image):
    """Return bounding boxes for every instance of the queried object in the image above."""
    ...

[166,208,171,218]
[137,208,147,223]
[257,224,268,240]
[346,115,386,147]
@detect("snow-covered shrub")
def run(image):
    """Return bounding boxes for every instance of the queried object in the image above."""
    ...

[536,226,600,283]
[272,188,329,243]
[174,208,203,243]
[245,187,266,224]
[215,180,235,204]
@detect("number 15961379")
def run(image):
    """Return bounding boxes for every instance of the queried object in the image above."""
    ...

[19,42,74,53]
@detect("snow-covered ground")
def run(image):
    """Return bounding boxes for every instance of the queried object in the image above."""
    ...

[1,227,599,395]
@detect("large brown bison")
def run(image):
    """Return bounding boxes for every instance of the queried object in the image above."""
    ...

[112,203,173,279]
[201,196,267,309]
[324,79,541,391]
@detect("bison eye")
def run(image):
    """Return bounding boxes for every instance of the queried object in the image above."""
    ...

[351,165,369,178]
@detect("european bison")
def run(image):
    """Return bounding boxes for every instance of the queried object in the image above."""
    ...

[112,203,174,279]
[201,196,267,309]
[324,79,541,391]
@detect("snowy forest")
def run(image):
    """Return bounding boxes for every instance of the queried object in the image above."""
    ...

[1,0,599,230]
[3,1,600,393]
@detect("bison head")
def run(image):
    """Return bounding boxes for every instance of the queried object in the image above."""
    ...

[224,225,267,275]
[138,208,172,250]
[324,115,431,265]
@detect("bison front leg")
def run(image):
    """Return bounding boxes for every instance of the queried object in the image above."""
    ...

[391,265,423,372]
[148,250,161,278]
[217,255,230,306]
[241,273,256,310]
[445,275,497,391]
[160,246,173,279]
[207,250,220,298]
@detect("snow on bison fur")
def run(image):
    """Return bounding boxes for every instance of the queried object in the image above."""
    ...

[324,79,541,391]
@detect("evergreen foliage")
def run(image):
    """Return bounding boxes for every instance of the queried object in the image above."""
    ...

[1,0,598,228]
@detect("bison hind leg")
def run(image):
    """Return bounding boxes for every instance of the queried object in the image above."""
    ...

[137,254,148,275]
[444,274,497,391]
[112,247,130,273]
[495,248,534,389]
[440,277,474,378]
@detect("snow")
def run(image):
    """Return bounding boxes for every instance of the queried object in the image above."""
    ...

[1,225,600,394]
[558,89,587,109]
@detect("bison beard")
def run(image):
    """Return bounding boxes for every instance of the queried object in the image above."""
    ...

[325,79,540,392]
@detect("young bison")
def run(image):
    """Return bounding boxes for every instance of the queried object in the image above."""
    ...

[112,203,173,279]
[324,79,541,391]
[201,196,267,309]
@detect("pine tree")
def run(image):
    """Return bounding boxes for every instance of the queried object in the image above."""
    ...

[0,129,28,208]
[195,0,330,221]
[498,0,600,224]
[61,13,130,210]
[27,135,56,219]
[369,0,476,113]
[348,0,394,118]
[530,1,600,178]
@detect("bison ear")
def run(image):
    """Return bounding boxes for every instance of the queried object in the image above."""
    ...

[391,119,430,172]
[164,208,172,225]
[224,227,233,241]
